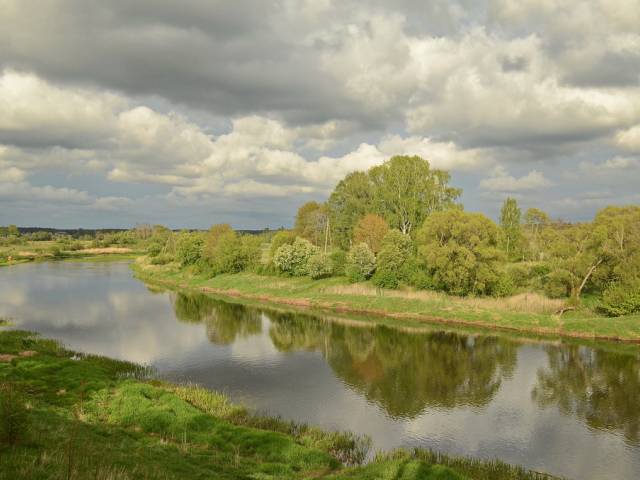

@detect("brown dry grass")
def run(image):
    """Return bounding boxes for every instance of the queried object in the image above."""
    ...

[76,247,133,254]
[324,284,563,314]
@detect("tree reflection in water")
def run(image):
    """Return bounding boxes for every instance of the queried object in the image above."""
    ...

[172,292,261,344]
[170,292,640,439]
[533,344,640,446]
[170,293,518,419]
[268,311,517,418]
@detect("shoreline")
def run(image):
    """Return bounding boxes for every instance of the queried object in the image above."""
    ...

[0,328,561,479]
[131,261,640,345]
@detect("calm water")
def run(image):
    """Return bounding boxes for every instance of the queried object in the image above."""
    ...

[1,262,639,479]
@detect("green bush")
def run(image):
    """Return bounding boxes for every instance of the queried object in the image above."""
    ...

[544,269,572,298]
[175,233,204,266]
[273,237,319,276]
[372,268,398,288]
[345,243,376,282]
[269,230,296,259]
[150,254,173,265]
[329,250,347,276]
[492,274,515,298]
[147,242,162,257]
[202,229,261,276]
[373,230,414,289]
[307,253,333,279]
[599,281,640,316]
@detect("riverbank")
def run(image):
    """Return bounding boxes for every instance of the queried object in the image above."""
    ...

[0,249,141,267]
[0,328,559,480]
[133,259,640,343]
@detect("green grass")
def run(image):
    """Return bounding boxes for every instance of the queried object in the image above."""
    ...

[132,260,640,343]
[0,329,562,479]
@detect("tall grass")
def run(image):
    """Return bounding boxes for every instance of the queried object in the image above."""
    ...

[375,449,565,480]
[0,382,30,446]
[325,284,564,314]
[172,383,371,466]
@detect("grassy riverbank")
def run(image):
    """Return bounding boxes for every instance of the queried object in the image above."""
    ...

[133,259,640,343]
[0,328,560,480]
[0,240,142,267]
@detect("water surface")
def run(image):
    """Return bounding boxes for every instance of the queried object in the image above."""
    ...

[1,261,639,480]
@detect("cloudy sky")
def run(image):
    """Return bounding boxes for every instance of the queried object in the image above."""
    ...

[1,0,639,229]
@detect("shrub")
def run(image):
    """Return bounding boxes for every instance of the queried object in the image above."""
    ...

[373,230,414,289]
[543,269,572,298]
[273,237,319,276]
[150,254,173,265]
[345,243,376,282]
[492,274,515,298]
[372,268,398,288]
[599,281,640,317]
[269,230,296,259]
[0,382,29,446]
[329,250,347,276]
[211,234,260,275]
[307,253,333,279]
[175,233,204,266]
[147,242,163,257]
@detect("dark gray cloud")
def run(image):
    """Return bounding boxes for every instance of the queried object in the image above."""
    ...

[1,0,639,228]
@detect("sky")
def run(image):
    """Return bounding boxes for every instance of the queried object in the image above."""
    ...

[1,0,640,229]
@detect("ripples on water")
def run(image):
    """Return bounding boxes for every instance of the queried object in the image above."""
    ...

[1,261,639,480]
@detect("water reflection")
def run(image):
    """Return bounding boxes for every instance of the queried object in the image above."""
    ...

[533,345,640,446]
[268,312,517,418]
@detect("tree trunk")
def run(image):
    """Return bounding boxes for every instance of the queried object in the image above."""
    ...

[572,258,604,302]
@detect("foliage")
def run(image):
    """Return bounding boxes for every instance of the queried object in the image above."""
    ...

[372,229,414,288]
[329,249,348,276]
[270,229,296,258]
[500,197,523,260]
[353,214,389,254]
[368,155,461,235]
[417,210,504,296]
[599,280,640,317]
[327,171,374,250]
[202,223,234,261]
[345,243,376,282]
[295,201,329,246]
[175,232,203,266]
[307,253,334,279]
[273,237,320,276]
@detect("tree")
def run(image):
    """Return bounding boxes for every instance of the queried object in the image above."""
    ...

[541,223,608,303]
[294,201,328,246]
[524,208,549,260]
[353,214,389,254]
[499,197,522,260]
[7,225,19,237]
[416,210,504,296]
[368,156,461,235]
[175,232,204,266]
[345,243,376,282]
[273,237,319,276]
[372,230,413,288]
[203,224,234,261]
[202,225,260,275]
[327,171,374,249]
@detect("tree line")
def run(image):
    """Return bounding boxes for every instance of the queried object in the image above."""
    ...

[69,155,639,317]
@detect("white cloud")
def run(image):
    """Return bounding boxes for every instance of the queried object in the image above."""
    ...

[480,168,553,192]
[615,125,640,152]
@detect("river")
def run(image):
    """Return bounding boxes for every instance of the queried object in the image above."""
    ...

[1,261,639,479]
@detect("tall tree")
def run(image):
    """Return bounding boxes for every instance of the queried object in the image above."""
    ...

[368,155,461,235]
[352,214,389,254]
[294,201,328,246]
[327,171,373,249]
[499,197,522,260]
[524,207,549,260]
